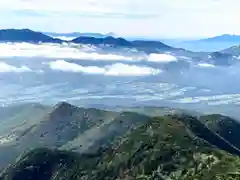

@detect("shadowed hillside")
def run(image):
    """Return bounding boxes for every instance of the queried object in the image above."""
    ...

[200,114,240,150]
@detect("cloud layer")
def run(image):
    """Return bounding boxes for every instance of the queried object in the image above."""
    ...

[48,60,161,76]
[0,61,32,73]
[148,53,177,63]
[0,43,134,61]
[0,43,178,63]
[198,63,215,68]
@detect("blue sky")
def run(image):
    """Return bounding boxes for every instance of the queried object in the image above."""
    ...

[0,0,239,38]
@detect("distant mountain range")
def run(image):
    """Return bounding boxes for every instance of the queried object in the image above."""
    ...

[1,29,240,53]
[161,34,240,52]
[0,29,174,52]
[45,32,116,38]
[0,29,62,43]
[2,102,240,179]
[198,34,240,43]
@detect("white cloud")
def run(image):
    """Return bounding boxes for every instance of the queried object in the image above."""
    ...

[104,63,161,76]
[53,36,76,41]
[233,56,240,60]
[198,63,215,68]
[0,61,32,73]
[49,60,105,74]
[0,43,180,64]
[173,93,240,106]
[0,43,135,61]
[148,53,177,63]
[48,60,161,76]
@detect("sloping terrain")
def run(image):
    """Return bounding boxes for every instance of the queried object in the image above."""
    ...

[199,34,240,43]
[0,29,62,43]
[2,115,240,180]
[200,114,240,150]
[93,115,240,180]
[113,106,202,117]
[61,111,152,153]
[2,102,240,179]
[224,44,240,53]
[0,103,51,135]
[0,148,80,180]
[0,102,153,169]
[0,103,52,168]
[71,36,175,52]
[0,102,115,168]
[0,28,175,51]
[208,51,234,65]
[71,36,132,47]
[15,102,117,148]
[174,114,240,156]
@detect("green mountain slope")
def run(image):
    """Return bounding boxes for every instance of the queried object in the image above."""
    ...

[174,114,240,156]
[61,111,152,153]
[16,102,117,148]
[0,102,117,169]
[0,148,80,180]
[200,114,240,150]
[0,102,153,169]
[0,103,51,135]
[113,106,201,117]
[89,115,240,180]
[2,115,240,180]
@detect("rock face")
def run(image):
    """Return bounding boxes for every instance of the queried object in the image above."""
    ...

[2,110,240,180]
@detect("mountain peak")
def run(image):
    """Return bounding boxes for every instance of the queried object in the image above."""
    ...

[51,102,78,116]
[71,36,132,47]
[0,28,63,43]
[54,101,77,110]
[199,34,240,42]
[0,28,174,51]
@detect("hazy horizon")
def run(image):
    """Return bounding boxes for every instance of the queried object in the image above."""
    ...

[0,0,239,38]
[2,28,240,41]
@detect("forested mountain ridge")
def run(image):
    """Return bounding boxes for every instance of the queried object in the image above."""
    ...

[1,109,240,180]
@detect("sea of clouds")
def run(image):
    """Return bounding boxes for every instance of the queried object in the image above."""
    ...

[0,62,32,73]
[0,42,178,62]
[0,42,237,79]
[0,42,234,79]
[48,60,162,76]
[0,42,180,76]
[1,42,240,115]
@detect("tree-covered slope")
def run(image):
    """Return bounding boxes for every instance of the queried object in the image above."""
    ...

[0,148,80,180]
[0,102,153,169]
[2,115,240,180]
[200,114,240,150]
[89,115,240,180]
[0,103,51,134]
[61,111,152,153]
